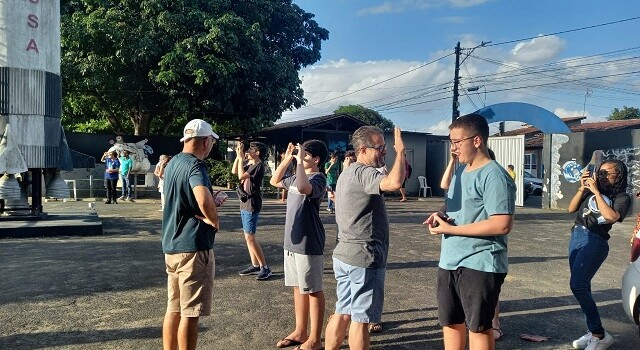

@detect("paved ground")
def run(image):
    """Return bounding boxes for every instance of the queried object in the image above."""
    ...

[0,193,639,349]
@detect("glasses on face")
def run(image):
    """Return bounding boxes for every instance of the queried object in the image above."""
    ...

[365,144,387,153]
[598,169,619,177]
[449,135,477,148]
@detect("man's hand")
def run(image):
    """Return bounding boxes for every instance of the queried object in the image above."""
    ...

[393,127,405,155]
[235,142,244,155]
[196,215,219,230]
[423,211,453,235]
[294,143,305,164]
[284,143,296,160]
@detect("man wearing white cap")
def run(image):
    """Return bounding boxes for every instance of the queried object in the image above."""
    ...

[161,119,220,350]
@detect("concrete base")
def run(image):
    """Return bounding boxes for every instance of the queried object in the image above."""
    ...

[0,211,103,238]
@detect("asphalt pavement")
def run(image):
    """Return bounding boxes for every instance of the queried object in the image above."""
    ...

[0,193,638,349]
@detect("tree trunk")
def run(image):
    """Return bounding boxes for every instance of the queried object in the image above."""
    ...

[130,110,151,136]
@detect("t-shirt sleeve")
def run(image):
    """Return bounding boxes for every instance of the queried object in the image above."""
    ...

[188,162,211,189]
[249,163,265,183]
[484,172,516,216]
[358,165,385,195]
[309,174,327,200]
[282,175,295,191]
[613,193,632,222]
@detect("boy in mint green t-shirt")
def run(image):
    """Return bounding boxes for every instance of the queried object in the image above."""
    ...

[424,113,515,350]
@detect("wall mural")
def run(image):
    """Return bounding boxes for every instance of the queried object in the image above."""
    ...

[549,134,569,209]
[603,147,640,196]
[559,146,640,199]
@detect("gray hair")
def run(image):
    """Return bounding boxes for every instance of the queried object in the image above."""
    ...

[351,126,384,151]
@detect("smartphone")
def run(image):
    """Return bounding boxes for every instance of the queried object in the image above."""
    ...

[583,150,604,184]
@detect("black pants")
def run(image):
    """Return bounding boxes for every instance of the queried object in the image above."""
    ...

[106,178,118,201]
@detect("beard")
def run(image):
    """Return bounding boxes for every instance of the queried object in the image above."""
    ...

[373,156,386,168]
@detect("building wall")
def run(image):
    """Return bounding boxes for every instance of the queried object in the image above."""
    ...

[383,131,448,196]
[542,129,640,215]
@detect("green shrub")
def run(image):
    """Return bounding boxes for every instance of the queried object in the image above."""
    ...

[206,159,238,188]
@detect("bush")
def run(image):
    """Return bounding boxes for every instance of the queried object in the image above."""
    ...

[206,159,238,188]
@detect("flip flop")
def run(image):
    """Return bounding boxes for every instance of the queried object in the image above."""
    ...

[493,328,504,341]
[369,322,383,333]
[276,338,304,348]
[293,346,324,350]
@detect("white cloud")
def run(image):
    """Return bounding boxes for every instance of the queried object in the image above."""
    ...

[449,0,492,8]
[554,107,608,122]
[511,35,566,64]
[280,43,640,134]
[281,57,455,129]
[437,16,467,24]
[428,118,451,134]
[357,0,490,15]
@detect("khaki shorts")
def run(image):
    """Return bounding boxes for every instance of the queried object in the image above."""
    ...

[165,249,215,317]
[284,250,324,294]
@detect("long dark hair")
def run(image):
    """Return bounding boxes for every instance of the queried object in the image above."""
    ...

[597,159,628,196]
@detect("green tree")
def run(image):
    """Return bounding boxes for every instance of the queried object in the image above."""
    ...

[61,0,329,136]
[334,105,394,131]
[607,106,640,120]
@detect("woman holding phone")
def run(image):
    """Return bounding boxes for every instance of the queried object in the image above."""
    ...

[567,159,631,350]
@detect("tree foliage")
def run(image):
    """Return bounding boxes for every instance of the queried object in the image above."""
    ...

[334,105,395,131]
[61,0,329,136]
[607,106,640,121]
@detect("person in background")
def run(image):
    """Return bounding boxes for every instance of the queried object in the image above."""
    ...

[507,164,516,181]
[155,154,171,211]
[342,150,356,169]
[271,140,328,350]
[233,141,272,281]
[325,152,339,214]
[118,150,134,202]
[567,159,630,350]
[399,158,412,202]
[161,119,220,350]
[101,151,120,204]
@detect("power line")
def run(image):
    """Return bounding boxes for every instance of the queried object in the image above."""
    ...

[485,16,640,47]
[297,52,454,109]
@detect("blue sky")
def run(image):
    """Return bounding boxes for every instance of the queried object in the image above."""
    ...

[281,0,640,134]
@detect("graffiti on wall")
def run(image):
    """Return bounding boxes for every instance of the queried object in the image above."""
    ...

[603,147,640,196]
[549,134,569,209]
[557,146,640,199]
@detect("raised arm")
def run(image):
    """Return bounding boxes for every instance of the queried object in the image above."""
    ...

[380,127,406,192]
[270,143,295,188]
[440,155,457,190]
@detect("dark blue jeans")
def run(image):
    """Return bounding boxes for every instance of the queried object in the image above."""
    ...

[568,224,609,334]
[327,184,336,210]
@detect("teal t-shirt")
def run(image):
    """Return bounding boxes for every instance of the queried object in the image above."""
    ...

[119,157,133,176]
[440,161,516,273]
[162,152,215,253]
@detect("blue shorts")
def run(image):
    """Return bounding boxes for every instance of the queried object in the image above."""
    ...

[333,257,385,324]
[240,210,259,234]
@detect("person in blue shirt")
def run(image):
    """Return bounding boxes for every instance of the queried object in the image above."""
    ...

[101,151,120,204]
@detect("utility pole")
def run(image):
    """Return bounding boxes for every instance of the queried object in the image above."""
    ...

[452,42,461,123]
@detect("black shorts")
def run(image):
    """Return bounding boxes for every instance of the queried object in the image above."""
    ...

[437,267,506,332]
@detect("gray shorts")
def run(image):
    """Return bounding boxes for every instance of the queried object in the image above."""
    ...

[283,250,324,294]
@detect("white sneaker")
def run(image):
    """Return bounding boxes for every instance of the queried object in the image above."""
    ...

[573,331,592,349]
[584,332,614,350]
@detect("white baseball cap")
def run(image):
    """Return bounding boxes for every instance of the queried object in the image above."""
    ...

[180,119,219,142]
